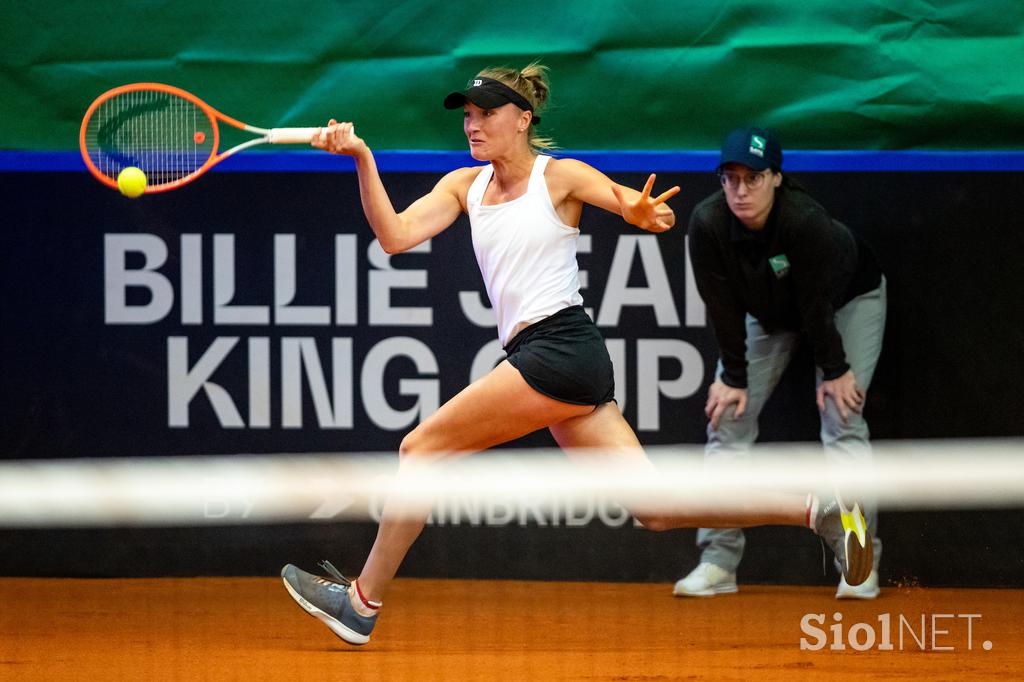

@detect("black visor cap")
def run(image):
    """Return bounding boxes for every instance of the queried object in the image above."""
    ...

[443,77,540,123]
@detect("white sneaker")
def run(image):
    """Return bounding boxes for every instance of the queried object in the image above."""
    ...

[836,569,880,599]
[672,562,738,597]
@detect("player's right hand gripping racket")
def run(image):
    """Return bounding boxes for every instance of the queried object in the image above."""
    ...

[80,82,324,193]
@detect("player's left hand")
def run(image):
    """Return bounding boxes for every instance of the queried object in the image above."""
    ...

[817,369,865,423]
[611,174,681,233]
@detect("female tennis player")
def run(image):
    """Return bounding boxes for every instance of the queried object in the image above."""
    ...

[281,64,872,645]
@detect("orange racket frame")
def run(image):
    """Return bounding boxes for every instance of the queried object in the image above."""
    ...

[80,82,321,193]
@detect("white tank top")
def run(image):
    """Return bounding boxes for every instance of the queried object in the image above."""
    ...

[467,155,584,346]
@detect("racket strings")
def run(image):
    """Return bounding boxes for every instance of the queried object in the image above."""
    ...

[83,89,215,186]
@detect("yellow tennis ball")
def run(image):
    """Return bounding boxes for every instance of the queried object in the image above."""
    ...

[117,166,147,198]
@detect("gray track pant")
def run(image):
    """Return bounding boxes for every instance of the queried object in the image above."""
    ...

[698,277,887,574]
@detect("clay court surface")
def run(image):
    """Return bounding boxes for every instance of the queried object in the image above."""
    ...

[1,577,1020,680]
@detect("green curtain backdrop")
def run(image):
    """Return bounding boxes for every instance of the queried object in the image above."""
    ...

[2,0,1022,151]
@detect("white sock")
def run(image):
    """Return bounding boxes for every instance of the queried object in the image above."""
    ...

[349,579,382,617]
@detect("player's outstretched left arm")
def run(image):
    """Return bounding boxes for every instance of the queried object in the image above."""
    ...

[559,159,681,233]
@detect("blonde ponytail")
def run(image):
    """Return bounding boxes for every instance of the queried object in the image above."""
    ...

[476,61,556,152]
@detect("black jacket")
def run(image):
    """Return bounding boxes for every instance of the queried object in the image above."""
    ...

[687,184,882,388]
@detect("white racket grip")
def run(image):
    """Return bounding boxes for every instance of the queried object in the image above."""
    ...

[267,127,325,144]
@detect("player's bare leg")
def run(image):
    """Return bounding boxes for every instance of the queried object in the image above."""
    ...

[548,404,872,584]
[357,360,595,601]
[549,403,803,528]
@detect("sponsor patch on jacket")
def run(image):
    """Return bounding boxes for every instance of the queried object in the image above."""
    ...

[769,253,790,278]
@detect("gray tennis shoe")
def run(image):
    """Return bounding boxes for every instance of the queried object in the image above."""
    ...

[815,495,873,587]
[281,562,377,645]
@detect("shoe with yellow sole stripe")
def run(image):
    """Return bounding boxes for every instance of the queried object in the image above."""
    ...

[815,495,873,587]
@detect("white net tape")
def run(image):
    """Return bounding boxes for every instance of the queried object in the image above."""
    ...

[1,439,1021,527]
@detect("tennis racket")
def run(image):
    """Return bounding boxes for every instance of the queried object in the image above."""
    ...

[80,82,325,193]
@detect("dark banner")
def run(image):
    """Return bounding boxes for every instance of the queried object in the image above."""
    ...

[3,170,719,459]
[3,167,1024,583]
[3,169,1024,461]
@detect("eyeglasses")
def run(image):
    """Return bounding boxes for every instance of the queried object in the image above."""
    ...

[718,169,771,191]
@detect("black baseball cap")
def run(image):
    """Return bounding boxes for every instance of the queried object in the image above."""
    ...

[718,126,782,171]
[443,77,541,124]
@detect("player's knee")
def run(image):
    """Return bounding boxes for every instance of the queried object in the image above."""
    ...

[398,428,431,462]
[634,513,671,532]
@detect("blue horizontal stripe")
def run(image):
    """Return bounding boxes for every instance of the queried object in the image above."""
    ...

[4,149,1024,173]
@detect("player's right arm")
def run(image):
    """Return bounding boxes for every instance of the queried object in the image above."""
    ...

[316,120,474,254]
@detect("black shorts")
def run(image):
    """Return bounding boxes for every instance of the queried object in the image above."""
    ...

[503,305,616,406]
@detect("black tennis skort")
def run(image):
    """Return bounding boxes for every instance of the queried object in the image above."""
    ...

[503,305,615,406]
